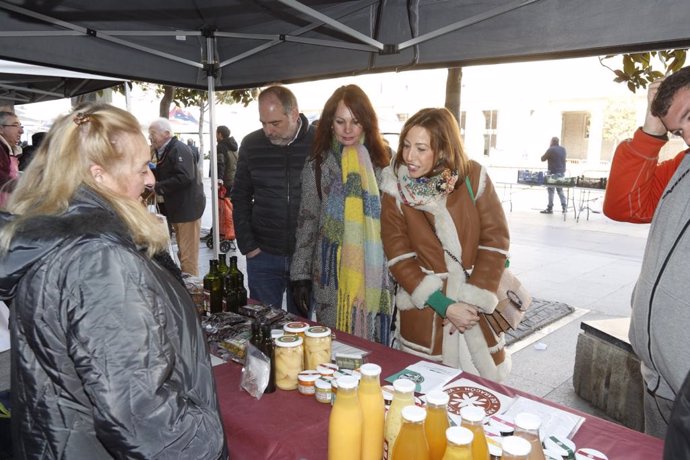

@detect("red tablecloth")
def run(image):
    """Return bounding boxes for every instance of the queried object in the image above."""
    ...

[213,330,663,460]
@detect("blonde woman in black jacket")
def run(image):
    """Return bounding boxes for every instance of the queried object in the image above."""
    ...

[0,103,227,459]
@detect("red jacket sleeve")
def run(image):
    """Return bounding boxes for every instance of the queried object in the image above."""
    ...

[603,128,686,223]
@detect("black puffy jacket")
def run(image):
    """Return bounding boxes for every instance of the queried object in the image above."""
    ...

[231,114,315,256]
[0,187,226,459]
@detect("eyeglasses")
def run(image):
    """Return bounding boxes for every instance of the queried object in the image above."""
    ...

[2,124,23,129]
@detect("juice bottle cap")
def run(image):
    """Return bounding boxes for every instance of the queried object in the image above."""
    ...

[393,378,416,394]
[305,326,331,337]
[425,389,450,406]
[336,375,359,390]
[460,405,486,422]
[445,426,473,446]
[515,412,542,431]
[401,405,426,423]
[359,363,382,377]
[501,436,532,456]
[275,335,303,348]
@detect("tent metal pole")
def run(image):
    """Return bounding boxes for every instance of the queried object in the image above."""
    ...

[277,0,384,50]
[207,35,220,261]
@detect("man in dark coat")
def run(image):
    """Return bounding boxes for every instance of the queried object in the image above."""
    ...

[149,118,206,276]
[217,125,238,188]
[540,136,568,214]
[231,86,314,315]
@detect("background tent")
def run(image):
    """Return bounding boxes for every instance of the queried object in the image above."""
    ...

[0,59,121,105]
[0,0,688,252]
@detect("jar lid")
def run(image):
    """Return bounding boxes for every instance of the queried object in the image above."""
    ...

[445,426,473,446]
[515,412,542,430]
[284,321,309,333]
[271,329,284,339]
[425,389,449,406]
[317,363,339,374]
[298,370,320,382]
[543,434,576,456]
[315,377,333,389]
[575,448,608,460]
[359,363,382,377]
[501,436,532,456]
[401,405,426,423]
[336,375,359,390]
[305,326,331,337]
[393,378,416,394]
[459,405,486,422]
[275,335,303,347]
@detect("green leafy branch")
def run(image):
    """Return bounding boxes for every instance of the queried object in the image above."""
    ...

[599,49,687,93]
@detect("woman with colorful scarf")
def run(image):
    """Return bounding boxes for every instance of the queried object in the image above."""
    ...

[290,85,393,343]
[380,108,512,381]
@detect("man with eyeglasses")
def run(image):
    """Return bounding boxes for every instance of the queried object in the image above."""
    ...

[0,111,23,207]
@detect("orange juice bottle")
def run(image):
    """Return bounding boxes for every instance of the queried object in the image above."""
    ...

[460,406,489,460]
[425,390,450,460]
[514,413,545,460]
[328,376,363,460]
[383,378,416,460]
[501,436,532,460]
[358,363,385,460]
[441,426,474,460]
[391,405,430,460]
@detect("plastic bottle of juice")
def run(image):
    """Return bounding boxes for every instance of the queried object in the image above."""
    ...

[460,406,489,460]
[328,376,363,460]
[358,363,385,460]
[383,378,416,460]
[441,426,474,460]
[391,405,430,460]
[514,413,545,460]
[501,436,531,460]
[425,390,450,460]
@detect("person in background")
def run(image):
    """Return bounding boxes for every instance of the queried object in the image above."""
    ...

[186,138,200,164]
[540,136,568,214]
[217,125,239,188]
[0,112,23,207]
[0,103,227,458]
[380,108,511,381]
[603,67,690,438]
[232,86,314,315]
[149,118,206,276]
[290,84,393,343]
[18,131,46,171]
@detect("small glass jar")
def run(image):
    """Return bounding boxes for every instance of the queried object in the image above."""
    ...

[274,335,304,390]
[304,326,332,370]
[297,370,320,395]
[317,362,338,377]
[315,377,333,404]
[283,321,309,338]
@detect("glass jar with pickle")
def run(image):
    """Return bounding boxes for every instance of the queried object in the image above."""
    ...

[274,335,304,390]
[304,326,332,370]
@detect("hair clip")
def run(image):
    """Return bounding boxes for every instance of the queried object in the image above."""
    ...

[73,112,91,126]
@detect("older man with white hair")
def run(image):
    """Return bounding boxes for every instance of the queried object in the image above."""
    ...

[148,118,205,276]
[0,111,23,207]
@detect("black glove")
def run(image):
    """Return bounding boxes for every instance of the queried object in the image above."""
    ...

[291,279,312,318]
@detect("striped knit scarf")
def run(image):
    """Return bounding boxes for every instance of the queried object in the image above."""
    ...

[321,143,392,343]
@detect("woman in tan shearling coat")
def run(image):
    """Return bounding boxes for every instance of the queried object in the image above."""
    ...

[380,108,511,381]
